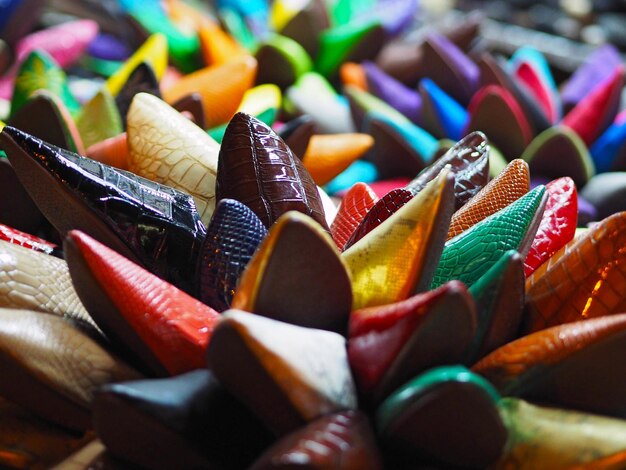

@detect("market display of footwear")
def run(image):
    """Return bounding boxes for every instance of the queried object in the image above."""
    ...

[1,0,626,468]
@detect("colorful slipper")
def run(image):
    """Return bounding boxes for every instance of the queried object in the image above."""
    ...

[172,92,206,128]
[1,126,206,295]
[216,112,328,230]
[207,310,358,435]
[0,308,140,431]
[273,0,329,59]
[590,119,626,174]
[560,44,622,113]
[478,52,550,135]
[10,50,80,118]
[524,211,626,332]
[343,169,454,309]
[162,55,257,129]
[286,72,355,134]
[420,33,479,106]
[94,370,273,470]
[330,182,379,250]
[0,223,57,256]
[523,177,577,277]
[419,77,468,141]
[349,281,476,404]
[363,60,422,124]
[232,211,351,333]
[0,240,93,328]
[496,398,626,469]
[465,85,532,161]
[255,34,313,90]
[127,93,219,226]
[302,133,373,185]
[105,33,168,97]
[8,90,84,154]
[198,21,247,67]
[361,110,437,179]
[376,366,506,469]
[197,199,268,312]
[448,159,530,240]
[14,18,98,69]
[85,132,129,170]
[278,114,316,160]
[114,62,161,126]
[562,65,625,147]
[466,250,524,363]
[580,172,626,220]
[431,185,547,289]
[343,188,414,249]
[406,131,490,210]
[76,87,123,150]
[510,47,560,124]
[65,230,220,377]
[474,313,626,418]
[315,18,384,79]
[522,126,595,188]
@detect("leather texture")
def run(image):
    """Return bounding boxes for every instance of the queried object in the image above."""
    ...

[496,398,626,470]
[216,112,328,230]
[330,182,378,250]
[67,230,220,376]
[127,92,219,227]
[0,223,57,255]
[0,240,92,327]
[343,170,455,310]
[524,212,626,333]
[198,198,268,312]
[250,411,383,470]
[343,188,413,250]
[431,185,546,289]
[0,308,140,431]
[447,159,530,240]
[1,126,206,295]
[473,314,626,421]
[523,177,577,277]
[11,50,80,118]
[406,131,490,210]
